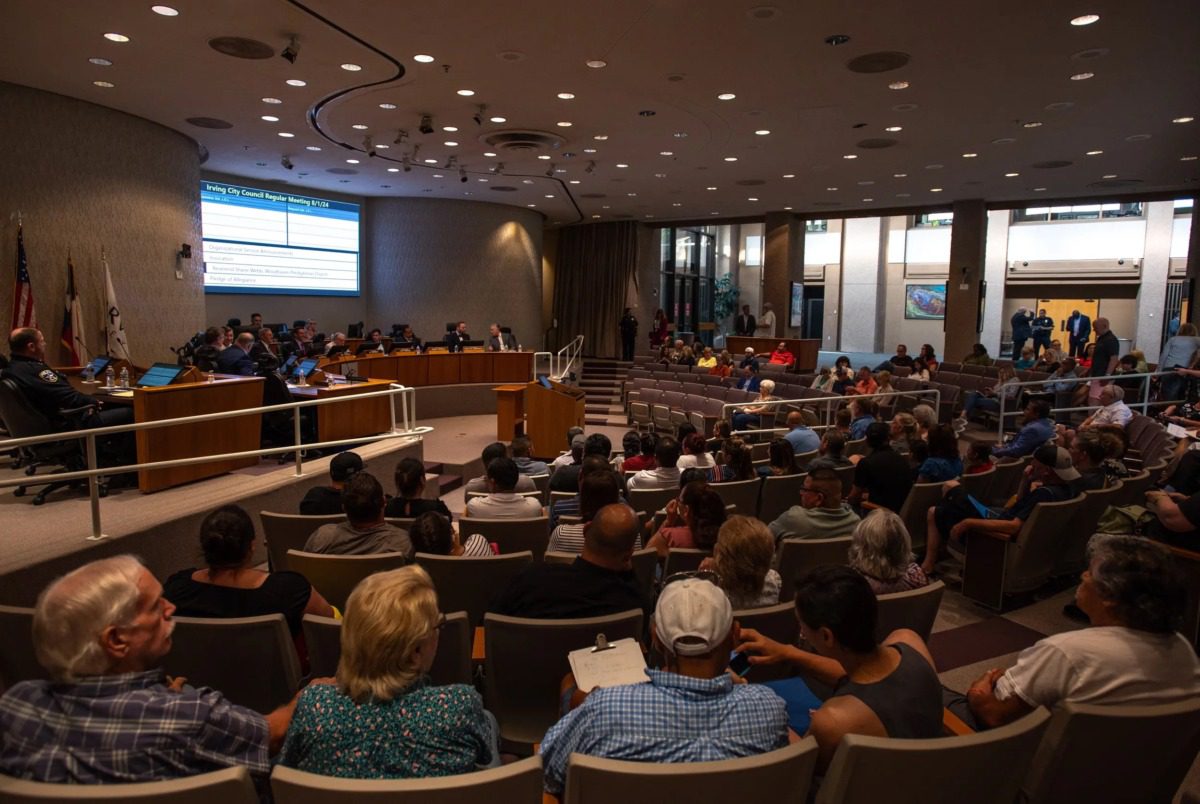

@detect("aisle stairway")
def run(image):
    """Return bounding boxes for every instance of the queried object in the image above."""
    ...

[580,358,631,427]
[424,460,462,495]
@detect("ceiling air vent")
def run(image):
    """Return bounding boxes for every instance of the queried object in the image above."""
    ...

[480,130,565,155]
[187,117,233,129]
[1032,160,1073,169]
[489,186,518,192]
[208,37,274,60]
[846,51,910,73]
[856,138,899,149]
[327,168,358,175]
[736,179,767,186]
[1088,178,1143,189]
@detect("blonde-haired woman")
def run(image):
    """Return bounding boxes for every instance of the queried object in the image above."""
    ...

[280,566,497,778]
[705,516,781,609]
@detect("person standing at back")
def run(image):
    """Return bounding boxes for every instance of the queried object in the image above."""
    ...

[1031,308,1055,357]
[1066,309,1092,359]
[756,302,777,338]
[1087,317,1121,405]
[1010,307,1033,359]
[734,304,756,338]
[619,308,638,362]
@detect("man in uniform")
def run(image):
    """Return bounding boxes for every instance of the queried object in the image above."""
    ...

[1031,308,1055,358]
[619,308,638,361]
[6,327,134,466]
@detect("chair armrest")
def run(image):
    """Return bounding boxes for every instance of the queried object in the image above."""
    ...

[61,403,97,416]
[943,707,975,736]
[473,626,485,662]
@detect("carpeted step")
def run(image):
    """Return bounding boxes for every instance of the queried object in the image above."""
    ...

[423,461,444,475]
[433,473,462,495]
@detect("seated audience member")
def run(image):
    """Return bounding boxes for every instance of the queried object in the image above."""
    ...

[991,399,1055,460]
[910,404,937,439]
[706,420,734,452]
[550,433,613,492]
[962,343,994,366]
[667,339,686,363]
[831,365,856,395]
[919,344,939,374]
[1080,383,1133,431]
[675,422,698,441]
[916,424,963,483]
[547,470,625,554]
[551,455,626,528]
[707,515,782,608]
[718,437,756,481]
[909,357,932,382]
[385,457,453,520]
[279,566,496,777]
[768,467,860,542]
[848,366,878,397]
[1146,483,1200,550]
[0,556,294,782]
[957,366,1020,424]
[357,328,385,354]
[1043,356,1083,403]
[216,331,256,376]
[876,344,915,372]
[710,349,734,378]
[614,431,642,473]
[963,442,994,474]
[549,428,586,471]
[510,435,549,476]
[847,398,876,440]
[849,422,914,514]
[676,432,719,476]
[628,436,683,490]
[1112,354,1145,403]
[465,457,544,519]
[392,324,421,350]
[410,510,491,557]
[1067,429,1110,493]
[305,473,414,557]
[768,341,795,367]
[165,505,334,638]
[738,346,759,371]
[1033,340,1064,371]
[676,346,697,367]
[848,510,929,595]
[1014,345,1036,370]
[325,332,348,358]
[784,410,821,455]
[250,327,276,360]
[1077,342,1095,370]
[874,370,896,405]
[299,451,363,515]
[808,430,853,471]
[540,575,790,796]
[490,504,647,619]
[696,346,717,369]
[811,366,834,391]
[736,361,764,394]
[620,432,657,473]
[832,406,853,436]
[759,437,798,477]
[1128,348,1150,374]
[464,443,536,494]
[732,379,777,431]
[924,444,1077,575]
[737,566,942,771]
[647,480,727,558]
[957,535,1200,729]
[888,412,918,456]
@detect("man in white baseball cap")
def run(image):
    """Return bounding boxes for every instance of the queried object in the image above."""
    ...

[538,573,790,796]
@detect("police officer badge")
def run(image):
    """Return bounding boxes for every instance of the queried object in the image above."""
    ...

[38,369,59,383]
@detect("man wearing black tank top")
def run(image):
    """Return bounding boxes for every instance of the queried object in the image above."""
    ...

[737,565,943,771]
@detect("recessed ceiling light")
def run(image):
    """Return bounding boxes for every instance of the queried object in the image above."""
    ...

[672,202,682,207]
[1070,14,1100,26]
[92,80,114,88]
[456,89,475,96]
[930,187,943,192]
[260,115,279,122]
[583,148,597,154]
[843,154,857,159]
[893,173,907,178]
[592,214,601,219]
[711,211,720,215]
[557,92,575,100]
[826,186,838,191]
[424,159,438,164]
[378,103,397,110]
[724,156,738,162]
[489,116,507,123]
[888,81,909,90]
[478,178,488,182]
[346,159,360,164]
[340,63,363,72]
[1033,187,1047,191]
[1070,72,1094,81]
[1126,134,1152,141]
[413,54,435,63]
[593,135,609,141]
[1023,121,1043,128]
[277,132,295,138]
[896,192,911,197]
[1005,172,1019,177]
[527,204,536,207]
[524,179,535,184]
[352,124,369,130]
[433,173,444,178]
[103,33,130,42]
[783,206,793,210]
[1103,173,1118,178]
[483,152,498,157]
[262,97,282,104]
[962,152,978,158]
[653,173,667,178]
[616,163,629,168]
[387,167,399,173]
[660,151,674,156]
[782,174,796,178]
[706,186,718,190]
[673,132,689,139]
[306,145,322,151]
[992,137,1017,145]
[627,193,638,197]
[544,194,557,199]
[1085,149,1103,156]
[536,155,551,160]
[557,121,572,127]
[286,79,306,87]
[1173,116,1195,124]
[747,197,759,201]
[151,5,179,15]
[444,141,458,147]
[755,129,770,136]
[863,198,874,202]
[884,126,903,132]
[1182,156,1198,161]
[717,93,737,100]
[89,57,112,66]
[857,180,875,186]
[569,180,581,184]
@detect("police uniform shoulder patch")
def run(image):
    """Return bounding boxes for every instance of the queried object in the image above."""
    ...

[38,369,59,383]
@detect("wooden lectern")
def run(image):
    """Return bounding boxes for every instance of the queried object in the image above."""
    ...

[493,384,527,441]
[525,378,585,458]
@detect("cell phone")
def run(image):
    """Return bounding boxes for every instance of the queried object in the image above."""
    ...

[728,651,752,677]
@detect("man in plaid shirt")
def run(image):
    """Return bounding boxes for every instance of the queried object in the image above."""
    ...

[0,555,298,783]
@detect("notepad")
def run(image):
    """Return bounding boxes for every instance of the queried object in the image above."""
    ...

[1166,423,1199,440]
[567,638,649,693]
[108,390,134,398]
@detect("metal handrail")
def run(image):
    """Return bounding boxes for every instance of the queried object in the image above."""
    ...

[555,335,584,380]
[0,382,429,541]
[719,387,942,437]
[993,368,1182,438]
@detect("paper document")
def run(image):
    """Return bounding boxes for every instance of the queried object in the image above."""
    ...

[108,390,134,398]
[1166,423,1199,440]
[568,638,649,693]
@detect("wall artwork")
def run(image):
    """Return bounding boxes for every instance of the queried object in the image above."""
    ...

[905,284,947,320]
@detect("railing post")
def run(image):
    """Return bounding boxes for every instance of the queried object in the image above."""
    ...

[293,408,304,477]
[85,433,106,541]
[388,385,398,433]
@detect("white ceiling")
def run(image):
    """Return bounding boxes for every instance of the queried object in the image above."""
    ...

[1,0,1197,225]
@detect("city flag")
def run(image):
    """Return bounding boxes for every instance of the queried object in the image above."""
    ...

[103,257,132,362]
[11,225,38,330]
[61,255,87,364]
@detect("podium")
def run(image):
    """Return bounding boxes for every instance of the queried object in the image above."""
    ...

[525,378,585,458]
[493,384,527,441]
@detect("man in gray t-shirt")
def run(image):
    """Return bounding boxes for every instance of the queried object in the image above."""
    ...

[304,472,412,557]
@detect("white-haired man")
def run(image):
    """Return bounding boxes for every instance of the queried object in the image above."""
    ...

[0,556,299,783]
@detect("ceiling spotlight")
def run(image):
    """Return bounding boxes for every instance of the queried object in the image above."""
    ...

[444,141,458,147]
[755,130,770,136]
[418,115,434,135]
[1023,121,1043,128]
[585,161,596,174]
[707,186,718,190]
[305,145,321,151]
[962,152,978,158]
[89,57,112,66]
[616,163,629,168]
[340,63,362,72]
[885,126,903,132]
[413,54,435,63]
[930,187,943,192]
[782,174,796,178]
[379,103,397,110]
[1173,116,1195,124]
[394,129,408,144]
[545,163,556,177]
[1085,149,1103,155]
[280,35,299,65]
[151,5,179,15]
[557,92,575,100]
[586,59,607,69]
[888,81,909,90]
[1005,172,1020,177]
[489,116,507,123]
[280,156,293,170]
[103,33,130,42]
[1070,14,1100,26]
[483,151,498,157]
[1102,173,1118,179]
[1070,72,1094,81]
[262,97,282,104]
[843,154,857,159]
[286,79,306,87]
[717,93,737,101]
[402,156,412,172]
[460,167,468,182]
[893,173,907,178]
[457,89,475,96]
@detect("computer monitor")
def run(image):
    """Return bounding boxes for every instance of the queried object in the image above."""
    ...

[461,340,485,348]
[85,356,111,376]
[293,358,319,380]
[136,362,185,388]
[355,342,384,355]
[326,345,349,360]
[538,375,553,390]
[279,354,299,374]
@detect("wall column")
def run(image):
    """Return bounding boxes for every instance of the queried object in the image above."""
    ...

[1136,200,1176,363]
[944,200,988,362]
[838,216,887,352]
[763,212,804,338]
[980,209,1010,355]
[1186,202,1200,329]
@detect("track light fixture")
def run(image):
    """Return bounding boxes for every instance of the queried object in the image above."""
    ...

[394,129,409,145]
[402,156,411,172]
[473,104,487,126]
[493,162,505,174]
[363,135,375,157]
[585,160,596,174]
[280,155,294,170]
[444,155,457,170]
[419,114,434,135]
[280,35,299,64]
[459,167,468,182]
[545,163,556,177]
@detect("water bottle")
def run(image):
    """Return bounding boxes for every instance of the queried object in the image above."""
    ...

[119,367,130,389]
[207,370,216,384]
[104,366,115,389]
[83,364,94,383]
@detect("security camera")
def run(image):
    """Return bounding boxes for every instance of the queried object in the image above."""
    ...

[460,172,469,183]
[419,115,434,135]
[280,35,299,65]
[402,157,412,173]
[281,156,294,170]
[473,104,487,127]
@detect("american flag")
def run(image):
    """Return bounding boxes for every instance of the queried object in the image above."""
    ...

[11,225,38,330]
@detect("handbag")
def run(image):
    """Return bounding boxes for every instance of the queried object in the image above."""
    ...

[1095,504,1155,535]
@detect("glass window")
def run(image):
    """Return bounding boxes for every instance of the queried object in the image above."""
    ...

[744,235,763,266]
[1012,202,1143,223]
[1176,198,1195,215]
[914,212,953,227]
[805,219,829,233]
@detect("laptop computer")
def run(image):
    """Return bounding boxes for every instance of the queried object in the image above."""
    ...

[136,362,185,388]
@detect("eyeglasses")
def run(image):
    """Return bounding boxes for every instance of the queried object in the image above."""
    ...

[800,485,824,496]
[663,569,720,588]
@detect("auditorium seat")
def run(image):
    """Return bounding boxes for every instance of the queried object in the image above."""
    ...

[1113,468,1153,507]
[415,551,533,629]
[759,474,806,524]
[777,537,852,601]
[844,438,868,457]
[270,755,544,803]
[530,473,551,504]
[1051,481,1125,576]
[982,458,1029,506]
[628,487,678,517]
[483,609,643,753]
[956,465,995,503]
[302,610,472,686]
[464,490,542,503]
[285,550,409,611]
[562,739,818,804]
[0,605,40,689]
[874,580,945,643]
[712,477,762,519]
[664,548,710,576]
[163,614,300,713]
[816,709,1051,804]
[898,482,947,556]
[833,464,856,496]
[732,601,799,682]
[260,511,346,572]
[458,516,550,560]
[0,766,259,804]
[629,399,653,432]
[794,449,819,469]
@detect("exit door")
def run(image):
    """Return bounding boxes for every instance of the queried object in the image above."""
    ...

[1036,298,1100,348]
